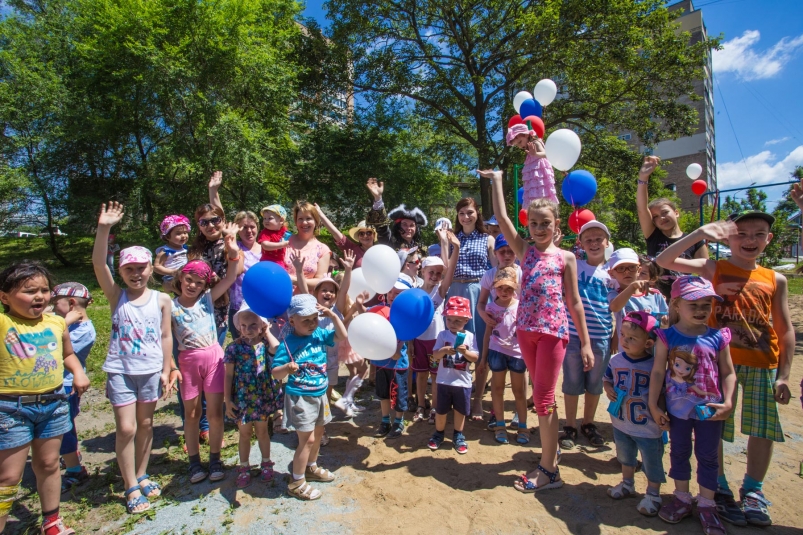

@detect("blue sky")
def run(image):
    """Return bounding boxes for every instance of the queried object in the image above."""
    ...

[301,0,803,208]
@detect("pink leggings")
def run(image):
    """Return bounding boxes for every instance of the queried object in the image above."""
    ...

[517,330,567,416]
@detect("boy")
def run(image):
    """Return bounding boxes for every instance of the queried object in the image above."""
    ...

[559,221,615,449]
[371,274,414,439]
[603,311,665,517]
[485,215,501,240]
[50,283,96,493]
[655,211,794,526]
[271,294,347,501]
[259,204,289,268]
[428,296,479,454]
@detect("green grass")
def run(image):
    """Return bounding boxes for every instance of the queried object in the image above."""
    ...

[788,276,803,296]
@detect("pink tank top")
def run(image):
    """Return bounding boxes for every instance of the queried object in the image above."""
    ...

[516,246,568,340]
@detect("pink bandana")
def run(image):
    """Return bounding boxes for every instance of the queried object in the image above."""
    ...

[181,260,213,284]
[505,123,531,146]
[119,246,152,266]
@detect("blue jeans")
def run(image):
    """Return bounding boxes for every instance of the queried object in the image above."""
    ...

[613,427,666,483]
[561,336,611,396]
[59,386,81,455]
[0,390,72,450]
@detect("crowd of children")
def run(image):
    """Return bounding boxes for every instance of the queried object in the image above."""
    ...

[0,153,798,534]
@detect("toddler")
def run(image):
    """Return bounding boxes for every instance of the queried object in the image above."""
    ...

[258,204,289,268]
[506,123,557,205]
[154,214,191,292]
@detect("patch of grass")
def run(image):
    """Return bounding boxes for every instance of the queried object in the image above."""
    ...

[788,277,803,296]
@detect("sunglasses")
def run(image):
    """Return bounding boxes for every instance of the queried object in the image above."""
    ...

[406,259,420,266]
[357,231,374,237]
[614,265,639,273]
[198,216,222,228]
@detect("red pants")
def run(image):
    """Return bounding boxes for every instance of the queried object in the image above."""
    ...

[517,330,567,416]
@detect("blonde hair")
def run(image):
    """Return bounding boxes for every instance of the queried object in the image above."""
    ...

[647,197,679,213]
[292,201,320,235]
[233,211,259,227]
[668,348,699,384]
[527,198,559,220]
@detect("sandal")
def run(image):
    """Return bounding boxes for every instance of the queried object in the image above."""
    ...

[513,465,563,493]
[638,494,662,517]
[580,422,605,447]
[413,406,426,422]
[427,408,436,425]
[427,432,444,450]
[453,432,468,454]
[305,464,335,482]
[209,459,226,482]
[516,426,530,445]
[494,426,509,444]
[189,462,208,484]
[607,480,635,499]
[559,426,578,449]
[39,515,75,535]
[236,466,251,489]
[487,414,498,431]
[124,486,151,514]
[260,460,275,482]
[137,474,161,499]
[698,505,727,535]
[61,467,89,493]
[287,478,322,501]
[659,496,694,524]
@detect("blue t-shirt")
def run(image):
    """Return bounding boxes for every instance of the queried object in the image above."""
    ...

[63,321,96,388]
[568,260,614,339]
[271,327,334,397]
[373,342,409,370]
[608,288,668,352]
[604,351,662,439]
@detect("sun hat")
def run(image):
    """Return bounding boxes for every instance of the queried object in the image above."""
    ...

[579,220,611,239]
[506,123,530,146]
[119,246,152,267]
[232,302,269,329]
[261,204,287,220]
[393,273,415,291]
[347,220,377,242]
[443,296,472,319]
[421,256,445,269]
[159,214,191,238]
[671,275,723,302]
[606,248,640,270]
[622,310,657,334]
[494,234,511,251]
[52,282,92,302]
[493,266,518,289]
[181,259,213,284]
[288,294,318,317]
[728,210,775,228]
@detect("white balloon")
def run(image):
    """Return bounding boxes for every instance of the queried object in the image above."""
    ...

[604,243,614,262]
[348,312,398,361]
[361,244,401,294]
[347,268,376,302]
[533,79,557,107]
[513,91,533,114]
[544,129,582,171]
[686,163,703,180]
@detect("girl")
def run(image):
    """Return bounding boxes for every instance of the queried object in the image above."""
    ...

[648,276,736,535]
[365,177,428,251]
[0,262,90,534]
[224,303,283,489]
[154,214,190,293]
[400,247,423,288]
[92,203,176,515]
[172,233,240,484]
[315,203,376,268]
[284,201,331,291]
[506,122,558,205]
[479,169,592,492]
[636,156,707,299]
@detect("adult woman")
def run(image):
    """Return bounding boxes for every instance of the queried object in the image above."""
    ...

[447,197,496,419]
[284,201,331,290]
[315,204,376,268]
[227,211,263,339]
[365,178,427,251]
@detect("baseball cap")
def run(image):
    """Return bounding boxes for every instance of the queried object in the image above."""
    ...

[494,234,511,251]
[434,217,452,231]
[486,215,499,226]
[288,294,318,317]
[728,210,775,228]
[421,256,445,269]
[606,248,639,270]
[52,282,92,302]
[428,243,442,257]
[261,204,287,220]
[579,220,611,239]
[493,266,518,289]
[671,275,723,302]
[443,296,472,318]
[622,311,657,334]
[119,246,152,267]
[393,273,415,291]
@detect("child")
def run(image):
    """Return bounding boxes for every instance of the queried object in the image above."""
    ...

[107,234,120,273]
[483,267,528,445]
[603,311,665,516]
[485,215,502,239]
[92,202,177,515]
[427,296,479,454]
[648,276,736,534]
[636,156,707,299]
[480,169,592,493]
[50,283,96,493]
[370,274,414,439]
[559,221,615,450]
[608,248,668,353]
[172,252,240,484]
[506,123,557,205]
[271,294,347,501]
[258,205,289,268]
[154,214,191,292]
[655,213,794,527]
[224,303,283,489]
[0,262,90,535]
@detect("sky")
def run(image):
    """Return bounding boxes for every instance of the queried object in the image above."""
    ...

[301,0,803,209]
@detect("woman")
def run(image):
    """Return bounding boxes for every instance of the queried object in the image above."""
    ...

[227,211,263,339]
[315,204,376,268]
[284,201,331,290]
[447,197,496,420]
[365,178,427,251]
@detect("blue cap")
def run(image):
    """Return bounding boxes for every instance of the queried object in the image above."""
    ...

[494,234,510,251]
[428,243,441,257]
[486,215,499,226]
[288,294,318,317]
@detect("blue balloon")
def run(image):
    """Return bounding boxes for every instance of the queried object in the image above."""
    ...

[242,261,293,318]
[561,169,597,206]
[519,98,542,119]
[517,187,524,205]
[389,288,434,341]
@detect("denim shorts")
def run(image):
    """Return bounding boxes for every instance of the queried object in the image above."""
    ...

[487,349,527,374]
[0,389,72,450]
[561,336,611,396]
[613,427,666,484]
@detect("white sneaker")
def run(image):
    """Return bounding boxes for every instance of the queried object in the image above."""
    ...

[334,397,350,414]
[349,401,366,413]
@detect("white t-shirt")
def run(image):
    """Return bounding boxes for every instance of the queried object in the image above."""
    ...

[418,284,445,341]
[434,329,477,388]
[486,299,520,358]
[480,265,523,300]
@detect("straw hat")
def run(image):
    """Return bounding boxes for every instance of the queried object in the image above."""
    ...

[347,220,377,242]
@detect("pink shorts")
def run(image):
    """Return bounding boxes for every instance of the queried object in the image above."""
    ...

[178,344,225,400]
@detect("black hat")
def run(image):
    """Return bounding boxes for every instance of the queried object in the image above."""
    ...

[388,204,428,227]
[727,210,775,228]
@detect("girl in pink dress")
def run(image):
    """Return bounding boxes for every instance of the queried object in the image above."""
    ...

[506,123,558,205]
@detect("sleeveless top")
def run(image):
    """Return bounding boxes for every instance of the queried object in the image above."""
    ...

[516,247,568,340]
[104,290,164,375]
[708,260,779,369]
[453,229,490,279]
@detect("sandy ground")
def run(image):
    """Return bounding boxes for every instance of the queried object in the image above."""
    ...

[7,297,803,534]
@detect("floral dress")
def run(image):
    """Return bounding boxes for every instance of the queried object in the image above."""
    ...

[283,238,331,280]
[516,246,568,340]
[223,338,284,423]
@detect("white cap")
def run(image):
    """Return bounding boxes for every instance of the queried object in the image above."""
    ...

[434,217,452,231]
[421,256,445,269]
[606,248,640,270]
[393,273,415,291]
[232,302,269,328]
[579,220,611,238]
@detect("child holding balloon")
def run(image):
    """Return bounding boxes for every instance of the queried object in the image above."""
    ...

[506,121,557,206]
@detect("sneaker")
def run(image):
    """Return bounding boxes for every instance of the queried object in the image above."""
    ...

[427,432,444,450]
[374,422,392,437]
[427,409,436,425]
[387,421,405,439]
[558,426,578,450]
[740,488,772,526]
[413,407,426,422]
[715,489,747,526]
[61,466,90,493]
[348,401,365,413]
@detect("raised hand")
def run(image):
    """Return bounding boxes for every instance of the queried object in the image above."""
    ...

[477,169,502,181]
[317,304,336,318]
[366,177,384,200]
[697,220,738,242]
[355,291,369,313]
[208,170,223,190]
[639,156,661,180]
[435,227,448,243]
[220,221,239,239]
[341,249,356,270]
[289,249,305,271]
[791,178,803,210]
[98,202,124,227]
[447,231,460,248]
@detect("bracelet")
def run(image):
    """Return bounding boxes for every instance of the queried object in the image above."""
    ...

[170,368,179,373]
[637,180,648,185]
[227,254,240,261]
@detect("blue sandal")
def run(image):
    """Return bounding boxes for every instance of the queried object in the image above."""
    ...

[137,474,161,498]
[494,426,509,444]
[124,486,151,514]
[513,465,564,493]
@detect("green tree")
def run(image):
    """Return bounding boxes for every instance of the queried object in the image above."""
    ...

[762,167,803,266]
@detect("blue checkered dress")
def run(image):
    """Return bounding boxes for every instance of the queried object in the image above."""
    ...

[453,230,490,279]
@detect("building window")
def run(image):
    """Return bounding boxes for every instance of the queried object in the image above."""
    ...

[618,133,631,141]
[666,183,676,192]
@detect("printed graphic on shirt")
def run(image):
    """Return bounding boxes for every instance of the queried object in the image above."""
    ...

[5,327,59,373]
[712,274,773,354]
[605,355,661,438]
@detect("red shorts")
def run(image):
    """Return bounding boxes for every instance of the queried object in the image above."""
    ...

[412,339,437,374]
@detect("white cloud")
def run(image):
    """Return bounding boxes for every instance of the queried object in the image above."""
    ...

[764,137,790,146]
[713,30,803,80]
[717,146,803,192]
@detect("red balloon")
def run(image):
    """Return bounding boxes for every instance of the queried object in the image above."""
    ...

[522,115,545,139]
[508,115,523,128]
[691,179,707,196]
[568,208,595,234]
[518,208,528,226]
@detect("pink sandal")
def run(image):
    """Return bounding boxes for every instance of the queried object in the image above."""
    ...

[659,496,694,524]
[236,466,251,489]
[260,460,275,482]
[698,506,727,535]
[40,516,75,535]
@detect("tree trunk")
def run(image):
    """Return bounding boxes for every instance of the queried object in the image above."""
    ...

[477,148,493,220]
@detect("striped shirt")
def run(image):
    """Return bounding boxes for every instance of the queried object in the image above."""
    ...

[567,260,614,338]
[453,229,490,279]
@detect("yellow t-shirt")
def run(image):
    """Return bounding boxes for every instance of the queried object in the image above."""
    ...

[0,313,66,394]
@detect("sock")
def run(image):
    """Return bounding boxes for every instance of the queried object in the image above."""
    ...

[518,421,527,429]
[647,487,660,497]
[393,417,402,425]
[293,473,305,481]
[307,462,317,468]
[717,474,730,491]
[65,465,83,474]
[343,375,361,403]
[673,490,693,504]
[623,478,635,487]
[209,451,220,463]
[697,495,716,508]
[743,474,763,493]
[381,415,390,424]
[189,454,201,466]
[262,457,271,463]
